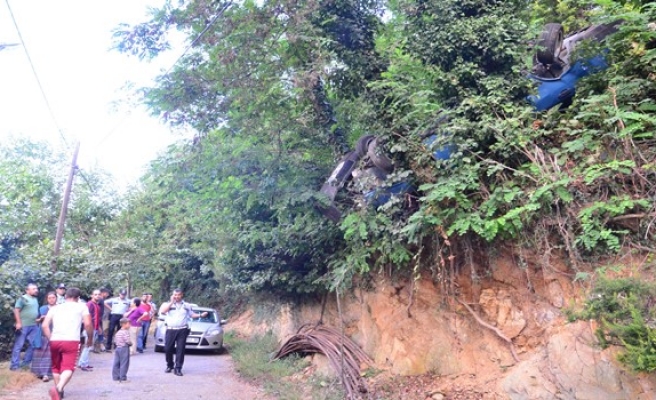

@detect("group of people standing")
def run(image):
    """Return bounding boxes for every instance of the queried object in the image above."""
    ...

[9,282,158,400]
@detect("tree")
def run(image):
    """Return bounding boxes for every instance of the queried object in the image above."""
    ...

[0,137,121,357]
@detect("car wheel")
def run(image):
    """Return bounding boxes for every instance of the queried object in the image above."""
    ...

[536,23,564,65]
[367,137,394,174]
[355,135,376,157]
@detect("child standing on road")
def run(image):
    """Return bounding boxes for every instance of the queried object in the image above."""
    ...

[112,318,132,382]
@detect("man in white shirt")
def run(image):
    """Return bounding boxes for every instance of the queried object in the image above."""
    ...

[159,289,206,376]
[42,287,93,400]
[104,289,130,351]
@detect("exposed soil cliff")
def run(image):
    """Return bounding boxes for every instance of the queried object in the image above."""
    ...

[226,248,656,399]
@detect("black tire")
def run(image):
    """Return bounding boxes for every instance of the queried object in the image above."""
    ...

[536,23,564,65]
[367,138,394,173]
[355,135,376,157]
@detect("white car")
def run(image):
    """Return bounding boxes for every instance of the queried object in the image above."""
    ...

[154,306,224,353]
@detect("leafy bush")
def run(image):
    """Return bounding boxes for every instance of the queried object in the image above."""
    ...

[225,332,347,400]
[574,276,656,371]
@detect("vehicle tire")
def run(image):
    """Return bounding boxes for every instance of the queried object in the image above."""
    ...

[155,345,164,353]
[355,135,376,157]
[536,23,564,65]
[367,138,394,173]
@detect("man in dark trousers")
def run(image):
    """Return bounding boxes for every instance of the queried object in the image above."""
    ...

[104,289,130,351]
[159,288,206,376]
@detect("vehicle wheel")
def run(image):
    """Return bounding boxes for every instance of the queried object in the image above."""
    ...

[536,23,564,65]
[155,345,164,353]
[355,135,376,157]
[367,138,394,174]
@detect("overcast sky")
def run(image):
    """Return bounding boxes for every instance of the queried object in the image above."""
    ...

[0,0,187,190]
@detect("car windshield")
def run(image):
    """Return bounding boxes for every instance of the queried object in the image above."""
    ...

[190,310,218,323]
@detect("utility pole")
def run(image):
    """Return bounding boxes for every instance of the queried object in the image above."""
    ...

[51,141,80,272]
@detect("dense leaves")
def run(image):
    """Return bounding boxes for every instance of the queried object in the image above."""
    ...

[107,0,656,296]
[3,0,655,370]
[0,138,119,357]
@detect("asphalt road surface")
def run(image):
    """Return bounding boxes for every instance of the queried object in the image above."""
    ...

[1,347,271,400]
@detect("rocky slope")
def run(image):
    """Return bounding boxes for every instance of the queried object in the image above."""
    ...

[227,248,656,399]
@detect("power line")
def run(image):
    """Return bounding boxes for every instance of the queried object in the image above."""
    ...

[4,0,68,147]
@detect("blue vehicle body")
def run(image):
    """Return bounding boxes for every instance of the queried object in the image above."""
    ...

[528,54,609,111]
[423,134,457,161]
[319,22,620,220]
[527,21,620,111]
[364,182,414,208]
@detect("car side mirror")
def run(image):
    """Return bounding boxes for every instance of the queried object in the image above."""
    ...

[220,319,227,325]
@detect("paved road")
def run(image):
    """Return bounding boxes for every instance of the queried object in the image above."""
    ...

[1,347,271,400]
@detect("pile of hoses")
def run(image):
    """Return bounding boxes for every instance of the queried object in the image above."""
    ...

[272,324,373,399]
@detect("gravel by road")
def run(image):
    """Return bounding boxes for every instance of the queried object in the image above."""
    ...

[0,347,271,400]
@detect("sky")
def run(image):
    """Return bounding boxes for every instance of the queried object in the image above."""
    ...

[0,0,188,191]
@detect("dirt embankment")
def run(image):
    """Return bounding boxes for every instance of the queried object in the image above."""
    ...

[0,348,270,400]
[227,248,656,399]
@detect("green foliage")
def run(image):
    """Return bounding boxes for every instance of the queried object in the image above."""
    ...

[575,276,656,371]
[576,196,650,252]
[4,0,655,370]
[226,332,344,399]
[106,0,656,298]
[226,331,303,380]
[0,138,125,359]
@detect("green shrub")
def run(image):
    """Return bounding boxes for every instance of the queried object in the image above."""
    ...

[574,276,656,371]
[226,332,345,399]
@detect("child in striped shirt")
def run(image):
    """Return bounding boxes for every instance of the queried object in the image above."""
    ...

[112,318,132,382]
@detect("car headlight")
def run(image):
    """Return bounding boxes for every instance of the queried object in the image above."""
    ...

[206,329,221,336]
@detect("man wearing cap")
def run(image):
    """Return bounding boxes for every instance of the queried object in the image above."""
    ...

[104,289,130,352]
[55,284,66,305]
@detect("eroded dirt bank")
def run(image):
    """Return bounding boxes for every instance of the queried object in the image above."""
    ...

[228,248,656,399]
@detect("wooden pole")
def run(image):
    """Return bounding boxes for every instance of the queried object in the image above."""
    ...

[51,141,80,272]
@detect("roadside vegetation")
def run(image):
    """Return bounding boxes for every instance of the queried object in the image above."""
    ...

[225,332,344,400]
[568,266,656,372]
[0,361,38,393]
[1,0,655,380]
